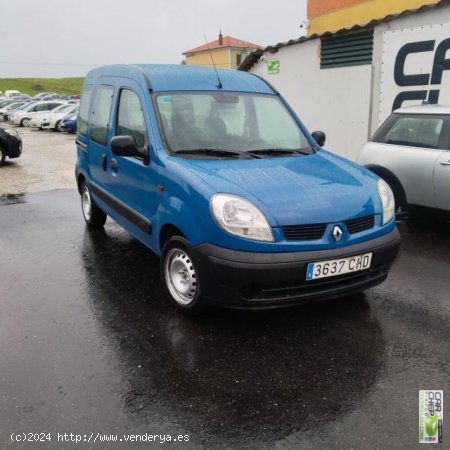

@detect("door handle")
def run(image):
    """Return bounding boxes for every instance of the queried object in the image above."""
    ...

[101,154,107,171]
[440,161,450,166]
[110,158,118,170]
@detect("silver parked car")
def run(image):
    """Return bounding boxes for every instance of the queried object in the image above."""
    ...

[358,105,450,215]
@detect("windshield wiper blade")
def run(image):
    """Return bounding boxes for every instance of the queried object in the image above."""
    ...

[247,148,312,156]
[174,149,261,158]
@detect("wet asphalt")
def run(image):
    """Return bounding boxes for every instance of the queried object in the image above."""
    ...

[0,189,449,449]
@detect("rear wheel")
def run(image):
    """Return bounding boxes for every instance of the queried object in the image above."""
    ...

[80,181,107,228]
[55,120,63,132]
[160,236,205,314]
[20,118,29,127]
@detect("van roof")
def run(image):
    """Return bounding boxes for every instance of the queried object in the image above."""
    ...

[84,64,275,94]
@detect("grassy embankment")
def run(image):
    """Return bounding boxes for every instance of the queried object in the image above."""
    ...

[0,78,84,96]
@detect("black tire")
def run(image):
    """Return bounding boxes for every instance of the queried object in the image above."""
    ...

[80,181,107,228]
[55,120,63,132]
[0,145,6,166]
[160,236,205,314]
[20,118,29,127]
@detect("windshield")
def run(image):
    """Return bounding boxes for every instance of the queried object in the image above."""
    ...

[8,102,25,109]
[24,102,39,111]
[155,92,313,155]
[54,104,73,114]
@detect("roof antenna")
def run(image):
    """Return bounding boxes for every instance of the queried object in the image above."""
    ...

[420,67,429,105]
[204,33,223,89]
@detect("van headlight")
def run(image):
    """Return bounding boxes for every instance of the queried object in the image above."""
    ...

[377,179,395,225]
[211,194,274,242]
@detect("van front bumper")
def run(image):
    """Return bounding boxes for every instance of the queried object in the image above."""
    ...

[192,228,400,309]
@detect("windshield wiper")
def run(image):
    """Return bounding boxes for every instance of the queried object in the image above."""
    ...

[247,148,312,156]
[174,149,261,159]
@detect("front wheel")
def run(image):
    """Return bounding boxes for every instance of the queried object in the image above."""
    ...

[80,181,107,228]
[160,236,205,314]
[0,145,6,166]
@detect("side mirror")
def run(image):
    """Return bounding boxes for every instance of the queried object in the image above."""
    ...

[111,135,150,165]
[312,131,326,147]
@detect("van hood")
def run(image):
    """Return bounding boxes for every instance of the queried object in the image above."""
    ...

[180,151,381,226]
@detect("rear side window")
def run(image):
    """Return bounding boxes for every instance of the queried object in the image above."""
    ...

[90,85,114,146]
[116,89,147,148]
[78,86,93,136]
[373,113,450,150]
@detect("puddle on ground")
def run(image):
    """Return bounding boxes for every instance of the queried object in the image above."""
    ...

[0,192,28,206]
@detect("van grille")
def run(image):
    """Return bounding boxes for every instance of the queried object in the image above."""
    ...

[282,224,327,241]
[281,215,375,241]
[345,215,374,234]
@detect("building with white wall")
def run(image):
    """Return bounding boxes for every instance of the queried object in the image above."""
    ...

[240,1,450,160]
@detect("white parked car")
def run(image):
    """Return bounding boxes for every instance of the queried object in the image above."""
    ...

[33,92,57,100]
[4,90,22,98]
[41,103,79,131]
[10,101,66,127]
[0,101,25,114]
[0,101,27,121]
[27,103,74,129]
[358,104,450,215]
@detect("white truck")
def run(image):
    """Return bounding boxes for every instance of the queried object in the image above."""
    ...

[4,90,23,98]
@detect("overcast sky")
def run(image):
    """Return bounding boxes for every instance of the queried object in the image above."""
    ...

[1,0,307,78]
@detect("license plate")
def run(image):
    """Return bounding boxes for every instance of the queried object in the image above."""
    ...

[306,253,372,281]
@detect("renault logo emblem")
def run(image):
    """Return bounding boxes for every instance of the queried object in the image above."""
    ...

[332,225,343,242]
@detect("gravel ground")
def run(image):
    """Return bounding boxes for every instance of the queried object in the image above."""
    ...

[0,124,77,195]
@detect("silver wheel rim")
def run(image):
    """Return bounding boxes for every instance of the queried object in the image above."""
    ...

[164,248,197,305]
[23,118,29,126]
[81,186,92,221]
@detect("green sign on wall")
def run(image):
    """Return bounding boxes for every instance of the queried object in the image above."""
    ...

[268,59,280,74]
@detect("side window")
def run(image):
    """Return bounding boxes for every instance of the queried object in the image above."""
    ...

[116,89,147,148]
[90,85,114,146]
[36,103,48,112]
[78,86,93,136]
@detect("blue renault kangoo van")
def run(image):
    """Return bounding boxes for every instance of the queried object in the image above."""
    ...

[75,64,400,313]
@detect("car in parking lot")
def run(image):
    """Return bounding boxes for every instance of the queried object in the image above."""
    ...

[33,92,57,100]
[358,104,450,215]
[41,103,79,131]
[61,112,77,133]
[0,101,27,120]
[27,103,75,129]
[0,99,19,110]
[10,101,66,126]
[1,101,34,122]
[75,64,400,314]
[0,126,22,166]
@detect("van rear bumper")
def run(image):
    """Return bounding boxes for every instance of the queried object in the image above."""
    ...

[192,228,400,309]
